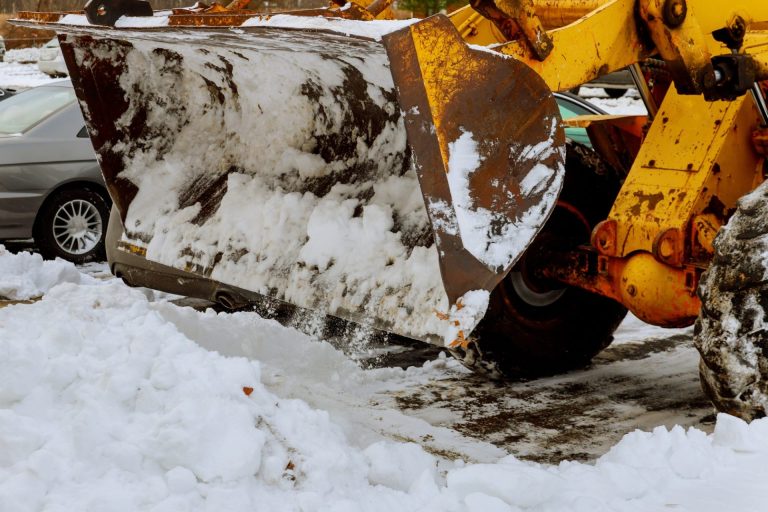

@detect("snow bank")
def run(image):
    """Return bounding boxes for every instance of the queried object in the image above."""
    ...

[4,47,40,64]
[0,246,97,300]
[0,62,55,89]
[3,271,768,510]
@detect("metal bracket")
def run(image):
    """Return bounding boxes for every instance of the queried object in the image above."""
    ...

[84,0,153,27]
[469,0,553,60]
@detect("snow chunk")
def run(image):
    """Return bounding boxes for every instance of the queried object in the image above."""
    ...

[364,441,437,492]
[443,289,490,346]
[0,246,97,300]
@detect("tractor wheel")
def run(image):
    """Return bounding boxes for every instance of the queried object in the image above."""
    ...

[449,141,627,379]
[695,180,768,420]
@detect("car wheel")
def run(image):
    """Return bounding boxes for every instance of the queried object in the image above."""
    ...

[605,88,627,99]
[35,187,110,264]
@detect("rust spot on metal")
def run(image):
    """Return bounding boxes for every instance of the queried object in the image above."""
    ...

[632,190,665,211]
[753,128,768,156]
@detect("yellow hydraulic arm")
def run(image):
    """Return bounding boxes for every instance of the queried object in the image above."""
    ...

[451,0,768,95]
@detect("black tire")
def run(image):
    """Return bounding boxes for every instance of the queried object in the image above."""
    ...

[34,186,110,264]
[695,180,768,420]
[605,88,627,99]
[450,142,628,379]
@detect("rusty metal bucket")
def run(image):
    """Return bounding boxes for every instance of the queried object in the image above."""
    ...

[13,8,564,344]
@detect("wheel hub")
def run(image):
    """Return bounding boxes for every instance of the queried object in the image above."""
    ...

[507,270,565,307]
[53,199,102,255]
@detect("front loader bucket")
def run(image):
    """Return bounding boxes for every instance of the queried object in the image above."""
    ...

[15,10,564,344]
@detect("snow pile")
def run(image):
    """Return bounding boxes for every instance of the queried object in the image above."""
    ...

[0,61,56,90]
[0,246,96,300]
[3,276,768,510]
[580,88,648,116]
[4,47,40,64]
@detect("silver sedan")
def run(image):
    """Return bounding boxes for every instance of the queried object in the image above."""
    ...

[0,80,110,263]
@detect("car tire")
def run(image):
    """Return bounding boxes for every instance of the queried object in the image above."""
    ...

[605,88,627,99]
[35,187,110,264]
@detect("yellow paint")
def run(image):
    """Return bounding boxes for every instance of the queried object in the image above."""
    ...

[616,253,699,327]
[605,88,763,263]
[117,241,147,257]
[451,0,768,91]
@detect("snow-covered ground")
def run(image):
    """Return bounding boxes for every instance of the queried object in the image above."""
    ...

[1,242,767,512]
[0,48,54,90]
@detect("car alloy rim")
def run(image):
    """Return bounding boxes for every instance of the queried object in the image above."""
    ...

[52,199,102,255]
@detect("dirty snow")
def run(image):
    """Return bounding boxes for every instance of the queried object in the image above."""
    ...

[1,249,768,511]
[444,120,563,272]
[442,289,490,346]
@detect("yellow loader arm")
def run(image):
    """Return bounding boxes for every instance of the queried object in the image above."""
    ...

[449,0,768,95]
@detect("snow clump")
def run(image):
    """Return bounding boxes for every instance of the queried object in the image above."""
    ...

[0,245,97,300]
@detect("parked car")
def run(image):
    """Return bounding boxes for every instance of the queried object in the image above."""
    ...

[0,80,110,263]
[38,37,68,78]
[0,36,6,62]
[555,91,607,146]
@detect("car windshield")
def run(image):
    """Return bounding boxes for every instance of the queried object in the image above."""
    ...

[556,97,597,148]
[558,98,596,118]
[0,85,76,135]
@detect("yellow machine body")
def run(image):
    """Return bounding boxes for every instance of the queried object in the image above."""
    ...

[446,0,768,327]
